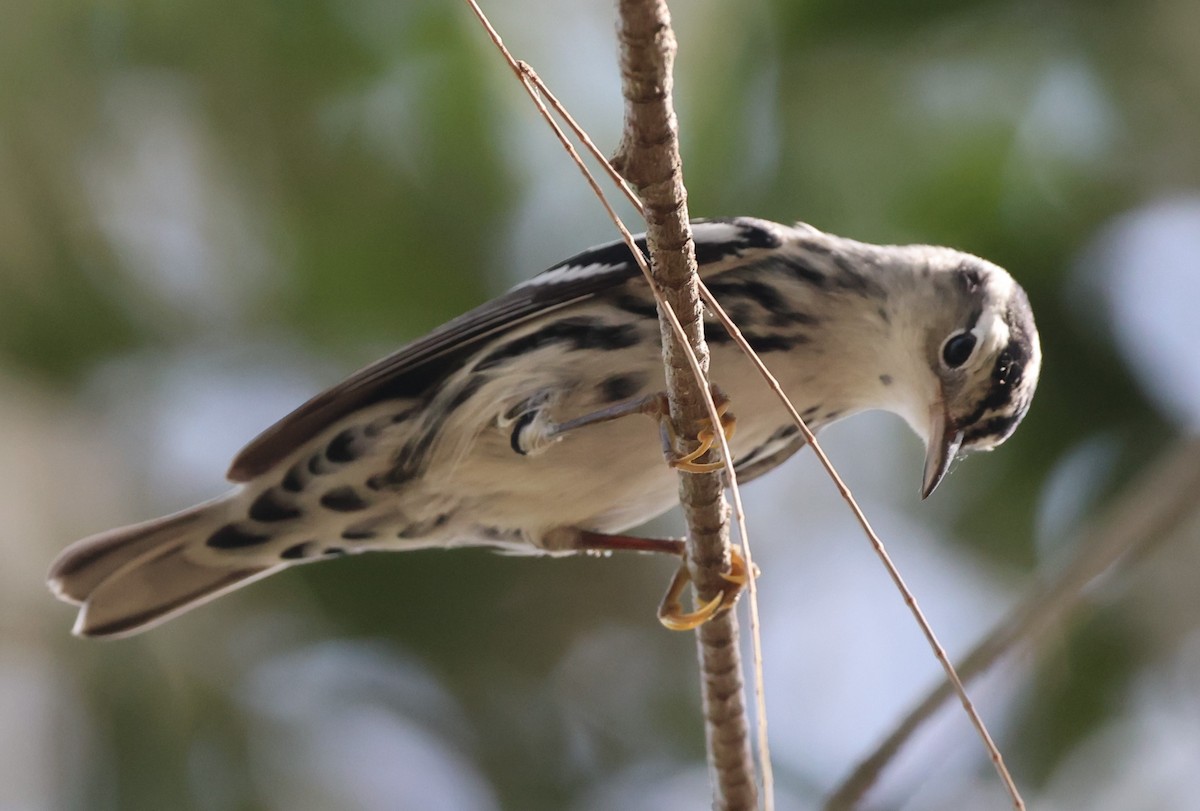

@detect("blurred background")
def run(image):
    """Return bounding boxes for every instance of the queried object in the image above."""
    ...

[2,0,1199,809]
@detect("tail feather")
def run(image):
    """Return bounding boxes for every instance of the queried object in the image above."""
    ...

[50,502,221,604]
[48,498,285,638]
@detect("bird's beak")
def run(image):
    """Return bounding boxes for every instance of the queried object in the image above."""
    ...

[922,403,964,499]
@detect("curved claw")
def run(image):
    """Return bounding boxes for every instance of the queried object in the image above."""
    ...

[659,590,725,631]
[719,549,755,585]
[657,548,753,631]
[669,400,737,474]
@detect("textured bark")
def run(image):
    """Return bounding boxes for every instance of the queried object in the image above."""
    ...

[613,2,758,808]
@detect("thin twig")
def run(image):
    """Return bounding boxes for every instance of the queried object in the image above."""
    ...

[465,3,760,806]
[612,2,756,807]
[826,437,1200,808]
[514,60,775,811]
[519,66,645,213]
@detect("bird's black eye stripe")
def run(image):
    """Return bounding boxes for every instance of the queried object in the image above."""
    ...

[942,331,977,368]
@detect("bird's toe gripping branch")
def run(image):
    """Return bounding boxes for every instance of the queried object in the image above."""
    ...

[657,546,752,631]
[669,403,737,473]
[545,385,744,630]
[575,531,754,632]
[649,387,737,474]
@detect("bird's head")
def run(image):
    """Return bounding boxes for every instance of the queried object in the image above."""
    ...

[911,253,1042,497]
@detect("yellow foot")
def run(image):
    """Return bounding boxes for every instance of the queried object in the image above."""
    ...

[669,393,737,474]
[658,547,752,631]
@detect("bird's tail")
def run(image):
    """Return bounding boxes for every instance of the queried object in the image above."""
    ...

[47,496,286,638]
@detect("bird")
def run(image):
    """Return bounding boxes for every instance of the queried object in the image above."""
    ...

[47,217,1042,638]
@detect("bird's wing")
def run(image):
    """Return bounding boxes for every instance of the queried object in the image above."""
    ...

[228,218,787,481]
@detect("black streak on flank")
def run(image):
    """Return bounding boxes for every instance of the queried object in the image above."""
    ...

[610,293,659,320]
[474,317,641,371]
[446,375,488,413]
[320,487,370,512]
[704,321,733,345]
[705,279,819,328]
[831,252,857,278]
[598,373,646,404]
[749,279,817,324]
[382,428,439,488]
[281,463,306,493]
[775,255,827,287]
[831,261,887,299]
[281,542,312,560]
[478,526,523,543]
[737,425,800,464]
[325,428,361,464]
[759,424,800,446]
[307,452,334,476]
[391,380,488,485]
[249,489,302,522]
[702,321,810,350]
[729,254,828,289]
[744,333,807,354]
[207,524,271,550]
[723,301,756,326]
[341,528,377,541]
[399,430,437,476]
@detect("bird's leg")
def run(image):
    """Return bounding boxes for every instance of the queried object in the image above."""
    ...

[509,391,665,456]
[515,387,736,473]
[527,386,743,630]
[544,391,670,438]
[575,530,750,631]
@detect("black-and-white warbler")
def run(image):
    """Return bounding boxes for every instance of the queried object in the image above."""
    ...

[48,217,1041,638]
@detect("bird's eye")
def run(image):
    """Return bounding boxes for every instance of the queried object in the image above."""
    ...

[941,331,977,368]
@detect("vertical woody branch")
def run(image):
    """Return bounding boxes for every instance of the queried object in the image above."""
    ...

[612,1,758,808]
